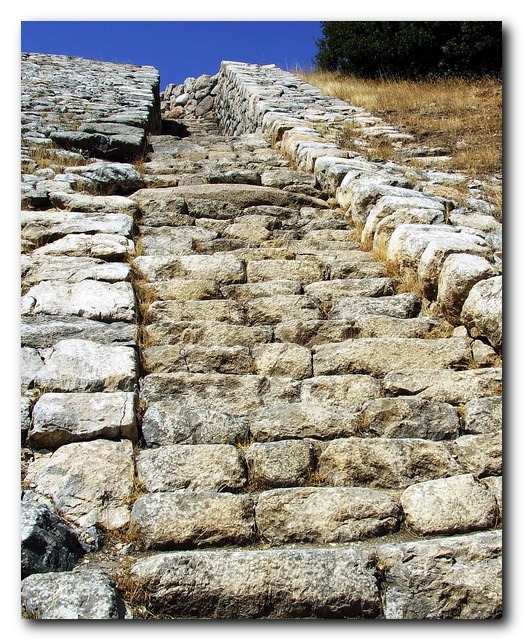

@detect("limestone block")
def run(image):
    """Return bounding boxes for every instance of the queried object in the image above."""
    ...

[481,476,503,520]
[245,295,322,324]
[130,547,381,618]
[137,225,218,255]
[21,347,44,390]
[400,474,497,536]
[452,431,502,477]
[21,210,134,242]
[245,440,315,488]
[21,499,85,578]
[461,396,502,434]
[347,316,448,339]
[313,337,471,377]
[130,491,255,549]
[386,224,457,272]
[437,253,498,321]
[376,531,502,618]
[33,339,137,393]
[359,397,460,440]
[304,277,396,300]
[28,392,137,448]
[136,444,246,492]
[25,439,135,529]
[461,276,502,350]
[371,208,445,252]
[21,570,127,619]
[132,253,246,284]
[49,191,138,215]
[273,319,357,347]
[252,343,312,379]
[256,487,402,544]
[64,161,144,194]
[144,299,244,324]
[301,375,382,409]
[32,233,135,260]
[222,280,302,303]
[223,220,272,242]
[418,233,493,299]
[22,256,131,286]
[329,293,421,321]
[449,211,502,234]
[246,259,327,284]
[362,197,445,247]
[141,320,272,348]
[21,280,136,323]
[140,372,299,415]
[248,403,361,442]
[137,278,221,302]
[141,401,249,446]
[21,315,137,349]
[142,344,254,375]
[319,437,461,489]
[383,367,502,404]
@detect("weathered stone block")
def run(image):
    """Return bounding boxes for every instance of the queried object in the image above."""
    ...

[130,491,255,549]
[400,474,497,536]
[245,440,315,488]
[256,487,402,544]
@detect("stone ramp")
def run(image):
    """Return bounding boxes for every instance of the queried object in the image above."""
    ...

[20,56,502,619]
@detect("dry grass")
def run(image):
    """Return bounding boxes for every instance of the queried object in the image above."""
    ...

[21,143,89,174]
[298,70,502,179]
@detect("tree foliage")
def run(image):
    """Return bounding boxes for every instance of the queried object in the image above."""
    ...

[315,22,502,79]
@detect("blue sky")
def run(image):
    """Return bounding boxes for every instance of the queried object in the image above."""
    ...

[21,21,324,90]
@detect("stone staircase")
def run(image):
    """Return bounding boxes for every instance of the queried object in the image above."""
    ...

[21,56,502,620]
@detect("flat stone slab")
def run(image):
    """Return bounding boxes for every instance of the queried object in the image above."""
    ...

[141,401,249,446]
[136,444,246,492]
[32,233,134,260]
[376,530,502,619]
[132,253,246,284]
[461,276,502,350]
[142,320,272,348]
[359,397,460,440]
[130,491,255,549]
[49,191,139,215]
[142,344,254,375]
[140,372,300,415]
[21,210,134,243]
[21,315,137,348]
[246,259,328,284]
[451,431,502,477]
[245,440,315,488]
[130,547,381,618]
[461,396,502,434]
[22,255,131,286]
[144,299,244,324]
[301,375,382,409]
[33,339,137,392]
[318,437,462,489]
[130,183,328,215]
[248,402,361,441]
[400,474,498,536]
[383,367,502,404]
[21,569,127,619]
[304,277,396,300]
[21,280,136,323]
[256,486,402,544]
[245,295,322,324]
[28,392,137,448]
[329,293,421,321]
[24,439,135,529]
[312,337,472,377]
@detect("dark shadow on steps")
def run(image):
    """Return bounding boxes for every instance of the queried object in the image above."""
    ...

[161,119,191,138]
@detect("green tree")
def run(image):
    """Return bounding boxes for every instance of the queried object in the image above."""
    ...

[315,22,502,79]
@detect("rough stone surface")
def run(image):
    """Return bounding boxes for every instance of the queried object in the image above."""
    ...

[20,55,502,620]
[24,439,135,529]
[256,487,402,544]
[130,491,255,549]
[131,548,381,618]
[461,276,502,350]
[21,498,85,577]
[21,569,128,619]
[400,474,498,536]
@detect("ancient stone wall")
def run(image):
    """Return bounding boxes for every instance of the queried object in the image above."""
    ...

[21,53,502,620]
